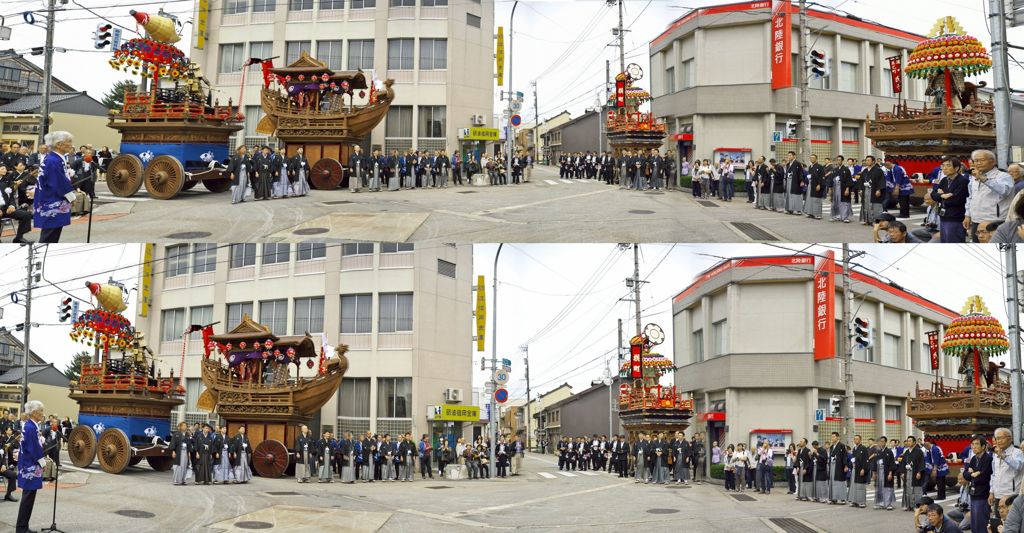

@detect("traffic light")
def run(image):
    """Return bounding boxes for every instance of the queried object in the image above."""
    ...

[808,49,830,78]
[786,120,797,137]
[853,317,873,349]
[58,297,72,322]
[829,396,840,417]
[93,23,112,50]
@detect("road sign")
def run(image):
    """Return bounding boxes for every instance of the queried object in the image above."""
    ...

[502,358,512,370]
[815,408,825,422]
[111,28,123,51]
[493,369,509,385]
[511,101,522,112]
[510,114,522,127]
[494,388,509,404]
[772,130,783,143]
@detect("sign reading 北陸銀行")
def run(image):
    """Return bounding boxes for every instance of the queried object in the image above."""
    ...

[812,250,835,361]
[770,0,792,90]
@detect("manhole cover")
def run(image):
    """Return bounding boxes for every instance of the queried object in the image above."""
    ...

[292,227,329,235]
[164,231,212,239]
[730,221,780,242]
[629,209,655,215]
[646,508,679,514]
[697,200,720,208]
[234,521,274,530]
[729,493,757,502]
[456,190,478,194]
[426,485,452,489]
[767,517,818,533]
[322,200,353,205]
[265,491,301,496]
[115,510,155,519]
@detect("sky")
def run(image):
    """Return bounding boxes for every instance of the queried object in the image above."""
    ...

[1,0,1019,123]
[471,243,1012,403]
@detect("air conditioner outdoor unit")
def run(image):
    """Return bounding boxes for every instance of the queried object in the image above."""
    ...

[444,388,463,402]
[471,114,486,126]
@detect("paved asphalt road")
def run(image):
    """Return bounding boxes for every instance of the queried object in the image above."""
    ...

[25,165,925,244]
[0,451,920,532]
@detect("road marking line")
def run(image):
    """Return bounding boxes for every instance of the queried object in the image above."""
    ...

[60,464,105,475]
[556,471,577,477]
[448,479,632,518]
[538,472,557,479]
[544,180,559,185]
[559,179,574,184]
[476,188,611,215]
[397,508,504,529]
[576,471,598,476]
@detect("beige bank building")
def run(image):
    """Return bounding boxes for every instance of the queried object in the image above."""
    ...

[135,242,474,444]
[672,254,959,451]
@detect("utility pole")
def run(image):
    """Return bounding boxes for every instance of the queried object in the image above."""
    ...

[1004,244,1022,442]
[990,0,1012,167]
[523,344,532,452]
[38,0,57,144]
[617,0,625,75]
[21,245,34,412]
[617,318,624,363]
[532,81,539,164]
[632,244,642,337]
[505,3,519,189]
[604,355,614,438]
[488,244,503,480]
[841,244,855,442]
[797,0,811,163]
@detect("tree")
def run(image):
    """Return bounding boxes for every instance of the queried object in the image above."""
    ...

[63,351,93,382]
[100,80,136,111]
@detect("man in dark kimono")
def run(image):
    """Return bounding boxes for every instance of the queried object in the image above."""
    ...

[770,158,786,211]
[849,434,870,507]
[368,148,384,192]
[192,423,215,485]
[615,435,630,478]
[673,432,691,484]
[317,430,337,483]
[872,435,897,510]
[634,433,648,483]
[169,421,192,485]
[797,438,814,501]
[903,436,927,510]
[804,154,827,219]
[557,437,568,470]
[755,157,772,210]
[248,146,274,200]
[784,151,805,214]
[295,425,316,483]
[862,155,887,224]
[360,431,375,482]
[826,432,848,504]
[348,145,365,193]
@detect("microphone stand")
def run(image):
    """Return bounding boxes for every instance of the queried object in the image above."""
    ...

[70,173,95,244]
[41,437,66,533]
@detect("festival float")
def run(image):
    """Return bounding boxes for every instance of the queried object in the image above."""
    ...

[196,315,348,477]
[104,10,242,199]
[908,296,1010,474]
[254,51,395,189]
[866,16,994,204]
[618,324,693,441]
[66,281,184,474]
[605,63,667,157]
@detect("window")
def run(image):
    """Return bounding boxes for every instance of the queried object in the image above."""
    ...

[286,41,312,64]
[919,341,931,373]
[377,377,412,418]
[419,39,447,70]
[692,329,703,363]
[387,39,414,69]
[225,0,248,15]
[386,106,413,138]
[811,126,832,142]
[884,405,901,421]
[422,0,447,5]
[379,292,413,332]
[390,0,414,5]
[840,61,859,93]
[351,0,375,7]
[190,306,214,329]
[341,294,373,334]
[338,378,371,417]
[381,242,414,253]
[842,126,860,142]
[192,243,217,274]
[294,297,325,334]
[262,243,291,264]
[165,244,189,278]
[881,68,893,97]
[711,319,727,357]
[219,43,245,73]
[855,402,876,419]
[297,243,326,261]
[342,242,374,256]
[249,42,273,71]
[418,106,445,137]
[467,13,481,27]
[226,302,253,330]
[320,0,344,8]
[252,0,275,12]
[230,243,256,268]
[244,105,265,137]
[883,333,900,368]
[162,308,185,342]
[437,259,456,278]
[289,0,313,10]
[680,59,694,90]
[347,40,374,70]
[317,40,343,70]
[0,67,22,82]
[665,66,675,94]
[259,299,289,334]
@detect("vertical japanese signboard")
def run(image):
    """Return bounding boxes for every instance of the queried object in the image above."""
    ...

[926,330,939,370]
[476,275,486,351]
[615,79,626,107]
[196,0,209,50]
[770,0,792,90]
[813,250,835,361]
[887,55,903,94]
[630,342,643,378]
[140,243,154,317]
[496,27,505,86]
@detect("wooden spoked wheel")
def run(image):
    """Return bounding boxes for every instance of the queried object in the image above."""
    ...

[252,439,289,478]
[146,455,173,472]
[128,456,143,466]
[310,157,343,190]
[97,428,131,474]
[106,154,143,197]
[143,155,185,200]
[203,175,232,193]
[67,424,97,468]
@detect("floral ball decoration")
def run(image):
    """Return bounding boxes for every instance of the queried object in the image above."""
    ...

[941,313,1009,357]
[906,33,992,79]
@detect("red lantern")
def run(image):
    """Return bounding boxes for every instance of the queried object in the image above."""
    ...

[240,341,247,349]
[264,339,273,349]
[358,90,366,98]
[306,359,315,368]
[321,73,329,82]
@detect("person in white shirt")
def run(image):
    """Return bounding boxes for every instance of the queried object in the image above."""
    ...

[990,427,1024,507]
[732,444,750,492]
[756,441,775,494]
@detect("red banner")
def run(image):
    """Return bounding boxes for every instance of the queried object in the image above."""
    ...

[615,79,626,108]
[770,0,792,90]
[630,343,642,378]
[927,330,939,370]
[813,250,836,361]
[887,55,902,94]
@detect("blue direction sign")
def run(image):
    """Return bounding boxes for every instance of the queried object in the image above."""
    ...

[510,114,522,127]
[494,388,509,404]
[772,130,783,143]
[815,408,825,422]
[502,358,512,369]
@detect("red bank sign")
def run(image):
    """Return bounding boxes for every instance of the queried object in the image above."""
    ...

[771,0,792,90]
[813,250,836,361]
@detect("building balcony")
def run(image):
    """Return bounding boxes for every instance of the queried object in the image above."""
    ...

[260,262,289,279]
[419,70,447,84]
[387,70,414,84]
[341,254,373,271]
[192,271,215,287]
[221,13,246,26]
[379,252,413,269]
[228,265,255,282]
[349,7,375,20]
[377,332,412,350]
[164,274,187,291]
[287,9,314,22]
[217,72,242,88]
[420,6,448,19]
[339,333,372,350]
[251,11,274,24]
[295,258,326,275]
[388,6,415,19]
[318,8,345,21]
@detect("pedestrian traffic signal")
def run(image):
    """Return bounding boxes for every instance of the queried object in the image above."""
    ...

[829,396,840,416]
[93,23,112,50]
[808,49,830,78]
[853,317,872,349]
[58,297,72,322]
[786,120,797,137]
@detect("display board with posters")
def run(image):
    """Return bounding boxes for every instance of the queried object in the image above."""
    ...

[712,148,751,169]
[749,429,792,453]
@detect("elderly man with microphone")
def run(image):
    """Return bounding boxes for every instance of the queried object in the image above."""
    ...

[16,400,46,533]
